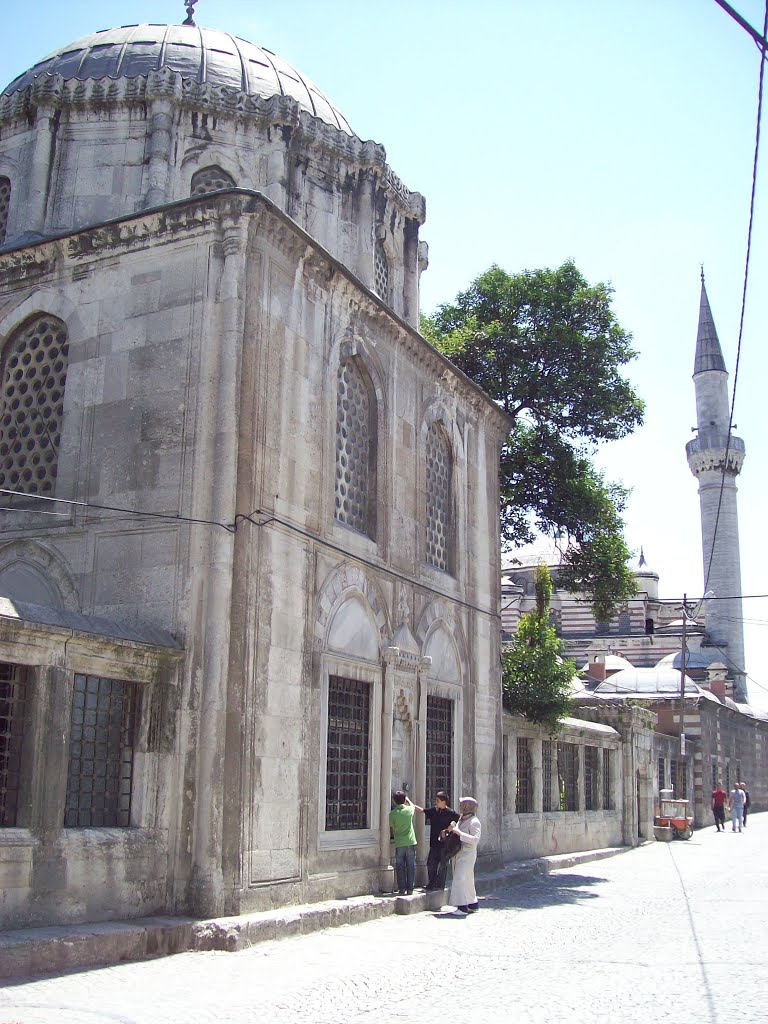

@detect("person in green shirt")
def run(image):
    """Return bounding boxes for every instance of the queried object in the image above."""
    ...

[388,791,421,895]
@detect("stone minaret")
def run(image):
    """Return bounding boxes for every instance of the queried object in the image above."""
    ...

[686,273,747,701]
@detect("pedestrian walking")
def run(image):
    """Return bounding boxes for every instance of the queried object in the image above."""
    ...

[417,790,459,891]
[729,783,745,832]
[738,781,751,828]
[711,783,727,831]
[388,791,419,895]
[447,796,481,914]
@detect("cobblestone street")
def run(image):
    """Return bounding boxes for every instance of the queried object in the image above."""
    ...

[2,814,766,1024]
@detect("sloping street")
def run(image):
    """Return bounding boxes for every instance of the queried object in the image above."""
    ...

[2,814,766,1024]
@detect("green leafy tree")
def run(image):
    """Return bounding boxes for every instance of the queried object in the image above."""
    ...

[422,261,643,618]
[502,565,575,730]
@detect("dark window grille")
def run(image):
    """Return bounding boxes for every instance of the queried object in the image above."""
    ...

[711,758,718,790]
[515,737,533,813]
[64,674,139,828]
[0,663,27,827]
[602,749,612,809]
[325,676,370,831]
[617,610,631,635]
[334,358,375,536]
[585,745,599,810]
[557,741,578,811]
[725,760,731,793]
[0,176,10,246]
[657,756,666,794]
[542,739,554,811]
[191,165,235,195]
[426,695,452,802]
[425,423,453,572]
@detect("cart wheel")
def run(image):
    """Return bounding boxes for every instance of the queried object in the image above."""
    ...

[674,825,693,840]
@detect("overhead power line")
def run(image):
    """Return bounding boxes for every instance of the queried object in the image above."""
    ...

[704,0,768,594]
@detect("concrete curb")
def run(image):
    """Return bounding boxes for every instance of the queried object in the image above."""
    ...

[0,845,631,980]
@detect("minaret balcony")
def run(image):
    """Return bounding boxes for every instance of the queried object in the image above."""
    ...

[686,431,745,475]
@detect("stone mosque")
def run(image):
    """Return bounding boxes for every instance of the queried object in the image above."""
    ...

[0,3,763,941]
[0,4,509,927]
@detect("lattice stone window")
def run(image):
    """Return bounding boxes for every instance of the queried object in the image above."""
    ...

[515,737,533,813]
[0,663,27,827]
[542,739,555,812]
[373,240,390,302]
[602,748,613,810]
[64,674,139,828]
[190,165,236,196]
[617,610,631,635]
[0,177,10,246]
[0,314,69,497]
[334,358,375,536]
[426,695,453,801]
[585,745,600,810]
[557,741,579,811]
[325,675,370,831]
[426,422,453,572]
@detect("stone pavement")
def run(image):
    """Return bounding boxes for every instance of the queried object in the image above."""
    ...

[0,845,627,980]
[2,818,766,1023]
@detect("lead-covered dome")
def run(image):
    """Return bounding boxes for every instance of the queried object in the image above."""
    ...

[2,23,353,134]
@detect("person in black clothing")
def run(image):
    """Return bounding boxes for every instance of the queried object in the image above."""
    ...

[418,791,459,891]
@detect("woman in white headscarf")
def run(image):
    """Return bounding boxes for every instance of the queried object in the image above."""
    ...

[448,796,481,913]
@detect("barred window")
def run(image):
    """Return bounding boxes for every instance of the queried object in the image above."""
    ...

[515,737,533,813]
[711,758,718,790]
[0,177,10,246]
[671,758,687,800]
[657,756,666,794]
[334,358,375,536]
[64,674,139,828]
[584,745,600,810]
[373,240,390,302]
[725,760,731,793]
[0,314,69,497]
[557,741,579,811]
[426,695,453,802]
[325,676,370,831]
[617,610,631,635]
[425,422,452,572]
[542,739,555,812]
[602,748,613,810]
[191,165,235,195]
[0,663,27,827]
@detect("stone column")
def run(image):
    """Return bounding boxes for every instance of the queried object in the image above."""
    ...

[379,649,395,892]
[26,105,56,235]
[188,215,247,916]
[402,219,420,329]
[355,169,376,287]
[143,99,175,208]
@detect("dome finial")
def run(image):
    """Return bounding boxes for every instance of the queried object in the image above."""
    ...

[700,263,705,284]
[183,0,199,26]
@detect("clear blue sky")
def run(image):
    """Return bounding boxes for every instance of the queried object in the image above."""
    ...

[2,0,767,705]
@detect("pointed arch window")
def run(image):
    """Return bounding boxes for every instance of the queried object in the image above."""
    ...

[334,357,377,537]
[0,177,10,246]
[190,165,236,196]
[617,609,631,635]
[426,421,453,572]
[0,314,69,497]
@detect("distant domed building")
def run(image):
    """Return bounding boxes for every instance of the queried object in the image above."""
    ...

[0,7,508,930]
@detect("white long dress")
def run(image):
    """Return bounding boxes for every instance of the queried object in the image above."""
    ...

[449,813,481,907]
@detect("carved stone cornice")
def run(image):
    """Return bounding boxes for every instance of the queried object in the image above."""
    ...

[688,448,745,477]
[0,71,426,224]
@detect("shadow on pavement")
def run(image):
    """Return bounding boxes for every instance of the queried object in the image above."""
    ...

[481,871,608,911]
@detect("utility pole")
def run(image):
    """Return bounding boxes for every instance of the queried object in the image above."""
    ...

[679,594,688,756]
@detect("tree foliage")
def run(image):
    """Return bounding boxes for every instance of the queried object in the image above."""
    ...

[501,565,575,731]
[422,261,644,617]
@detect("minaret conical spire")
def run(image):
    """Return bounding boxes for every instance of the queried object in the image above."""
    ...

[694,271,726,375]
